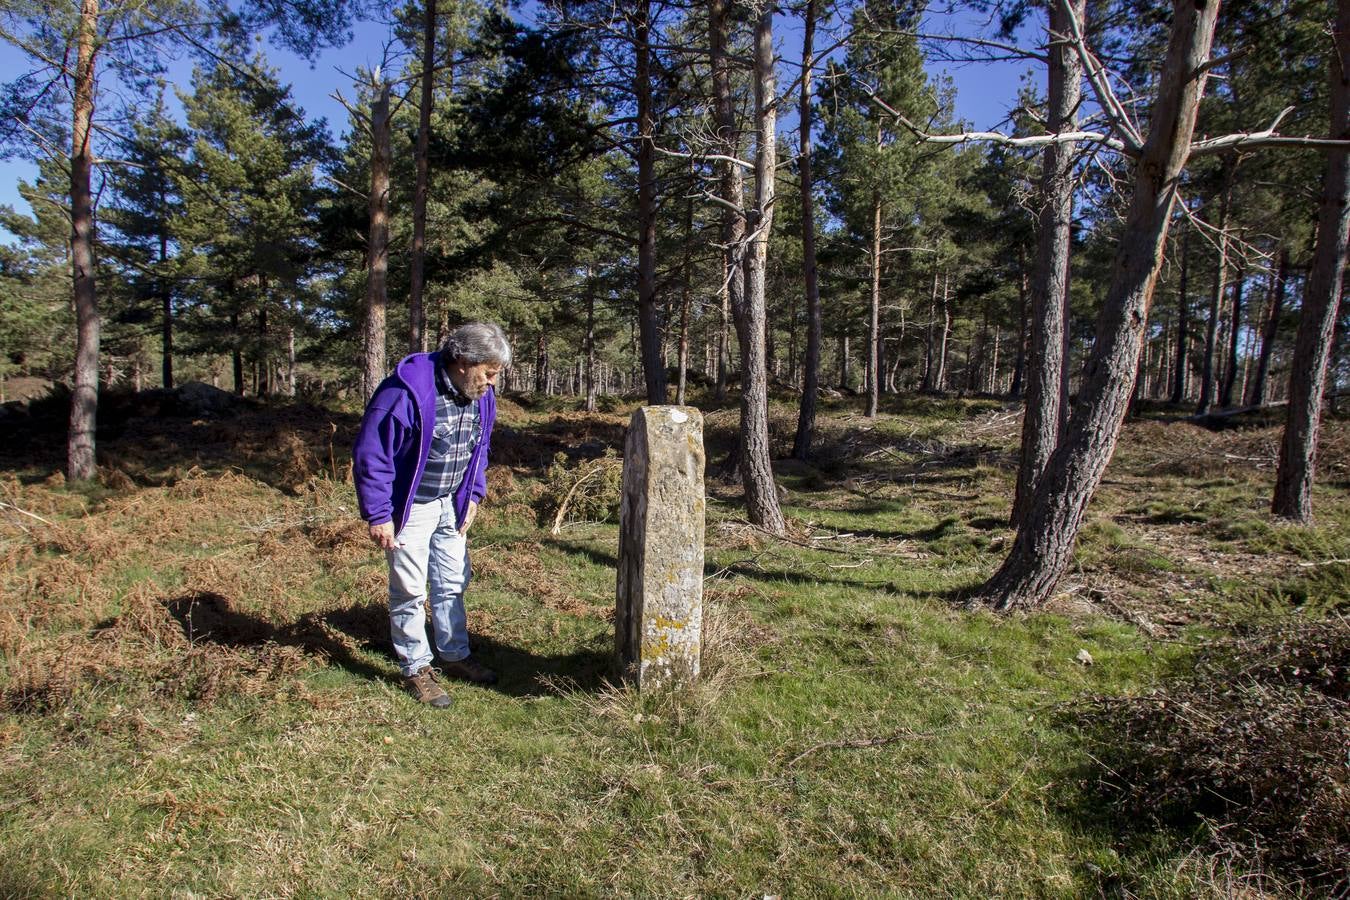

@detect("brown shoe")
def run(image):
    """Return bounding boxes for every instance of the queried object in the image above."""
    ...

[440,654,498,685]
[404,666,452,708]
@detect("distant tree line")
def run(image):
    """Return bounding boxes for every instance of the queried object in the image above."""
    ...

[1,0,1347,608]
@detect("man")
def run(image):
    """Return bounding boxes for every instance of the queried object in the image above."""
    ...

[352,321,512,708]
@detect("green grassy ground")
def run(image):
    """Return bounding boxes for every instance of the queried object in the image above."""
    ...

[0,393,1345,897]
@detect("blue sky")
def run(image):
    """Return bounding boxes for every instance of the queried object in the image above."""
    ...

[0,5,1034,243]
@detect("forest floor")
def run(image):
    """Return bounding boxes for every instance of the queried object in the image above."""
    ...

[0,388,1346,897]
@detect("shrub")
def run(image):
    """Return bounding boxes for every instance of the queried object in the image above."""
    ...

[1082,618,1350,891]
[538,450,622,531]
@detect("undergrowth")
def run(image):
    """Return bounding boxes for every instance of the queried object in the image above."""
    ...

[0,393,1346,896]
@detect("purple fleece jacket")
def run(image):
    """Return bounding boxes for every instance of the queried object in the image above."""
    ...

[352,350,497,534]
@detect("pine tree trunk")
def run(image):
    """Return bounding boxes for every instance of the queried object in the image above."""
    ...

[1010,248,1028,398]
[921,271,937,391]
[159,227,173,390]
[408,0,436,355]
[535,332,548,393]
[677,189,693,406]
[362,82,392,401]
[974,0,1219,610]
[730,4,785,535]
[636,0,666,405]
[287,326,296,397]
[792,0,822,463]
[257,300,269,396]
[67,0,101,481]
[1012,0,1082,522]
[715,265,730,402]
[866,188,882,417]
[1273,0,1350,522]
[1197,163,1234,415]
[840,332,850,391]
[585,266,598,412]
[1219,268,1244,407]
[231,308,244,395]
[1248,248,1289,406]
[935,273,951,391]
[1170,224,1191,403]
[710,0,743,412]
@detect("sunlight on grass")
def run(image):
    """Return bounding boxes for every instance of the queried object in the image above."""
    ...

[1,398,1346,896]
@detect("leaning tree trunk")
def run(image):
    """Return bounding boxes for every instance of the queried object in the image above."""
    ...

[729,4,786,535]
[1247,248,1289,406]
[1273,0,1350,522]
[1170,223,1192,403]
[635,0,666,405]
[67,0,101,481]
[792,0,822,460]
[408,0,436,354]
[362,82,392,401]
[1012,0,1083,524]
[974,0,1220,610]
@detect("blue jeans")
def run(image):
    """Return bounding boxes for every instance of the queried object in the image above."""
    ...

[386,495,471,677]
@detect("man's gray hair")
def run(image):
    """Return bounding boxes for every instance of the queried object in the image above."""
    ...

[441,321,513,367]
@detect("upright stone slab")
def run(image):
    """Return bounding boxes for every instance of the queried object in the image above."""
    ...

[616,405,705,689]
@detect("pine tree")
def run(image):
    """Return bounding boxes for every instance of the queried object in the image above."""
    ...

[173,58,332,396]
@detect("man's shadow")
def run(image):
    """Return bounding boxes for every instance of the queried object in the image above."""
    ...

[162,591,612,697]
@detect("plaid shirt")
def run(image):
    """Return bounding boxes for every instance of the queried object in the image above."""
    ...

[412,364,481,504]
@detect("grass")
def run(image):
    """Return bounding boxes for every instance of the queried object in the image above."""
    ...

[0,390,1347,896]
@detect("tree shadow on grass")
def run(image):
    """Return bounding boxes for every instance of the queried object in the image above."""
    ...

[161,591,611,698]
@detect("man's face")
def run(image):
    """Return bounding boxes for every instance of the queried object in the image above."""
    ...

[449,358,502,400]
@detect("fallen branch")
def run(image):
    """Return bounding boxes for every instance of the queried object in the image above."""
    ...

[0,501,56,527]
[551,466,604,536]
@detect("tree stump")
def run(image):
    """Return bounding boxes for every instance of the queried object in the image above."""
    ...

[615,406,705,689]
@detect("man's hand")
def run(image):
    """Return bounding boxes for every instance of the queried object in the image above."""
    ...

[459,500,479,535]
[369,520,400,550]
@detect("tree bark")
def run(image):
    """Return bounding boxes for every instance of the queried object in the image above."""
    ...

[362,82,392,401]
[725,2,785,535]
[1012,0,1082,523]
[1170,223,1192,403]
[408,0,436,355]
[636,0,666,404]
[792,0,822,460]
[1248,248,1289,406]
[973,0,1220,610]
[67,0,101,481]
[1273,0,1350,522]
